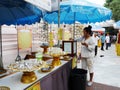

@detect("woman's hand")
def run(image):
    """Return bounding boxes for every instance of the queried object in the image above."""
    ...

[81,42,88,47]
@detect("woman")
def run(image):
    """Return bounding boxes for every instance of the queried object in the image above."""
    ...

[77,25,95,86]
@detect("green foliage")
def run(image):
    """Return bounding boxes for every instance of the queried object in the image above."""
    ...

[105,0,112,7]
[110,0,120,21]
[104,0,120,21]
[106,0,113,3]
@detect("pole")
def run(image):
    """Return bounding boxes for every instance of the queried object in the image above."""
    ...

[0,25,3,68]
[73,23,75,39]
[58,0,60,47]
[0,25,7,74]
[73,13,76,39]
[15,25,21,62]
[58,0,60,28]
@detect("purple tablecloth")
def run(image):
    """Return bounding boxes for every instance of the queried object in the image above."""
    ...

[40,60,72,90]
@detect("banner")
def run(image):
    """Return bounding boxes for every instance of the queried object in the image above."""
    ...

[51,0,59,11]
[49,32,54,47]
[72,56,77,69]
[58,28,63,40]
[18,29,32,50]
[25,0,51,11]
[25,0,63,11]
[64,31,71,40]
[115,43,120,56]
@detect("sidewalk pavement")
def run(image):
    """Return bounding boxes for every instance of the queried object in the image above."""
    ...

[77,44,120,88]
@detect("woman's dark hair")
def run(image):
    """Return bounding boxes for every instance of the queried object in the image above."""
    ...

[83,25,93,35]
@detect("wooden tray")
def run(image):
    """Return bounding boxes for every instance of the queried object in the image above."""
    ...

[0,86,10,90]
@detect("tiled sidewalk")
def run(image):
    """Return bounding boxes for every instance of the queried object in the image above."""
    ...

[86,82,120,90]
[77,44,120,88]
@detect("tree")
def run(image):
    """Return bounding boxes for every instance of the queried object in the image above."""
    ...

[104,0,120,21]
[104,0,113,7]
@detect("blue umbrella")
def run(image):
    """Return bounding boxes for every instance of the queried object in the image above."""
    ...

[43,0,112,24]
[0,0,42,25]
[0,0,42,69]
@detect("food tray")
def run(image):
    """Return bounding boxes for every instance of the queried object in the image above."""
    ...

[41,66,53,73]
[0,86,10,90]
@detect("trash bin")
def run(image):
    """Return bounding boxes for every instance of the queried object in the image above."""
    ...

[69,68,87,90]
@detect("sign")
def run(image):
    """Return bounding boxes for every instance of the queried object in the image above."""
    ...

[49,32,54,47]
[25,0,51,11]
[62,41,77,57]
[18,29,32,50]
[51,0,59,11]
[64,42,72,53]
[51,0,68,11]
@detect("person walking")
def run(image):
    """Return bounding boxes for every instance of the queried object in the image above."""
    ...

[100,33,106,51]
[76,25,95,86]
[105,33,110,50]
[93,33,99,56]
[112,34,117,43]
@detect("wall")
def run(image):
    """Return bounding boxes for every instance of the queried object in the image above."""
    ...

[1,25,40,68]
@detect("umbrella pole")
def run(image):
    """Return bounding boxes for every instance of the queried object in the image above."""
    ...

[58,0,60,47]
[31,24,35,53]
[0,25,7,74]
[58,0,60,28]
[0,25,3,68]
[73,23,75,39]
[47,23,49,42]
[73,13,76,39]
[15,25,21,62]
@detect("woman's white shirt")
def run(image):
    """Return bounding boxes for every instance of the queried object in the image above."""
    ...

[81,37,95,58]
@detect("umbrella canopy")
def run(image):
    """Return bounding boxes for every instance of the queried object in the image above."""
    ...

[0,0,42,25]
[113,20,120,29]
[0,0,42,69]
[43,0,112,24]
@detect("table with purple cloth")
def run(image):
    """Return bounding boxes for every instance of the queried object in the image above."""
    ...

[0,60,72,90]
[40,60,72,90]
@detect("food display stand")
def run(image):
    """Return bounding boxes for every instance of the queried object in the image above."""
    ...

[0,60,72,90]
